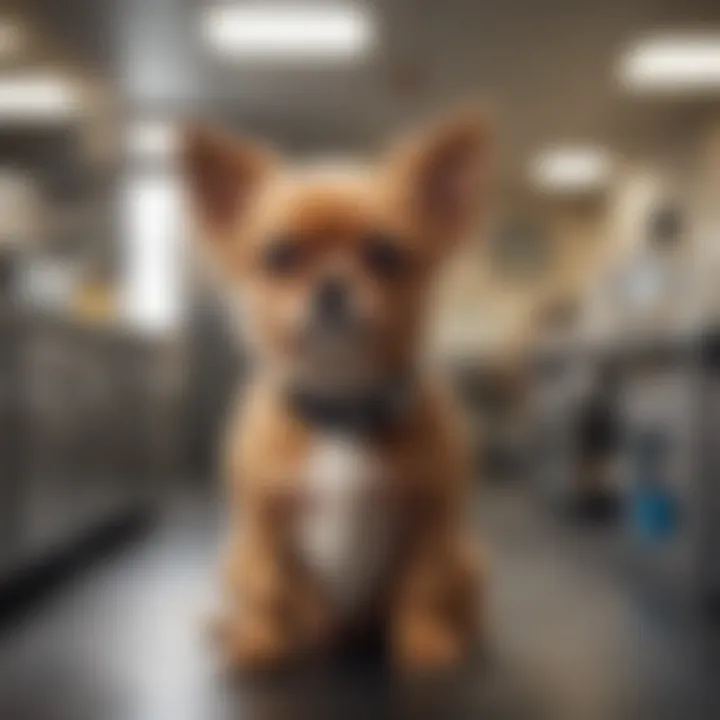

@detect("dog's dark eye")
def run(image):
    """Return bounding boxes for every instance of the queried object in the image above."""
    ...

[262,238,302,275]
[363,235,408,279]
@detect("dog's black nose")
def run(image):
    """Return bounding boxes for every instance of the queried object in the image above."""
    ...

[314,278,349,327]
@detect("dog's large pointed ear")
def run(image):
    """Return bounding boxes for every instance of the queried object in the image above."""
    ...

[386,110,490,251]
[181,124,276,242]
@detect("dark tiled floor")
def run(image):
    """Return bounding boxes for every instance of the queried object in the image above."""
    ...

[1,488,719,720]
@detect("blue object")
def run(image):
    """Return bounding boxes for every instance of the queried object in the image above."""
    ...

[628,430,680,543]
[631,486,679,542]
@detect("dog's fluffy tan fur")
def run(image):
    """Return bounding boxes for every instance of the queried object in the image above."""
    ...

[183,111,489,673]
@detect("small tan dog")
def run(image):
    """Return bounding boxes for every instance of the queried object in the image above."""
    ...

[182,110,488,674]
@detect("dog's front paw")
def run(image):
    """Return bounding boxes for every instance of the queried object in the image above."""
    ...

[394,622,462,675]
[223,622,294,674]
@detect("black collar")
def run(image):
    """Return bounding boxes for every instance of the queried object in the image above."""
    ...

[285,375,414,437]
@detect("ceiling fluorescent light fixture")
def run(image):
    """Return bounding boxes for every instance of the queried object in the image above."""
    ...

[0,74,79,122]
[620,33,720,92]
[202,2,375,60]
[531,146,613,193]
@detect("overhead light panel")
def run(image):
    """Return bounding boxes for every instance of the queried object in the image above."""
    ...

[620,34,720,92]
[201,2,376,61]
[0,74,79,122]
[531,146,613,193]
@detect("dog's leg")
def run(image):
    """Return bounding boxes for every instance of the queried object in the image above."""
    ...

[390,535,483,674]
[218,532,294,671]
[219,513,332,673]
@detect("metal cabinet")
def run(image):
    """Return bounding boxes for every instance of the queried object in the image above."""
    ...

[0,309,175,589]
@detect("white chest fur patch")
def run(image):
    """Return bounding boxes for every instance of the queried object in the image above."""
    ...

[298,436,393,610]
